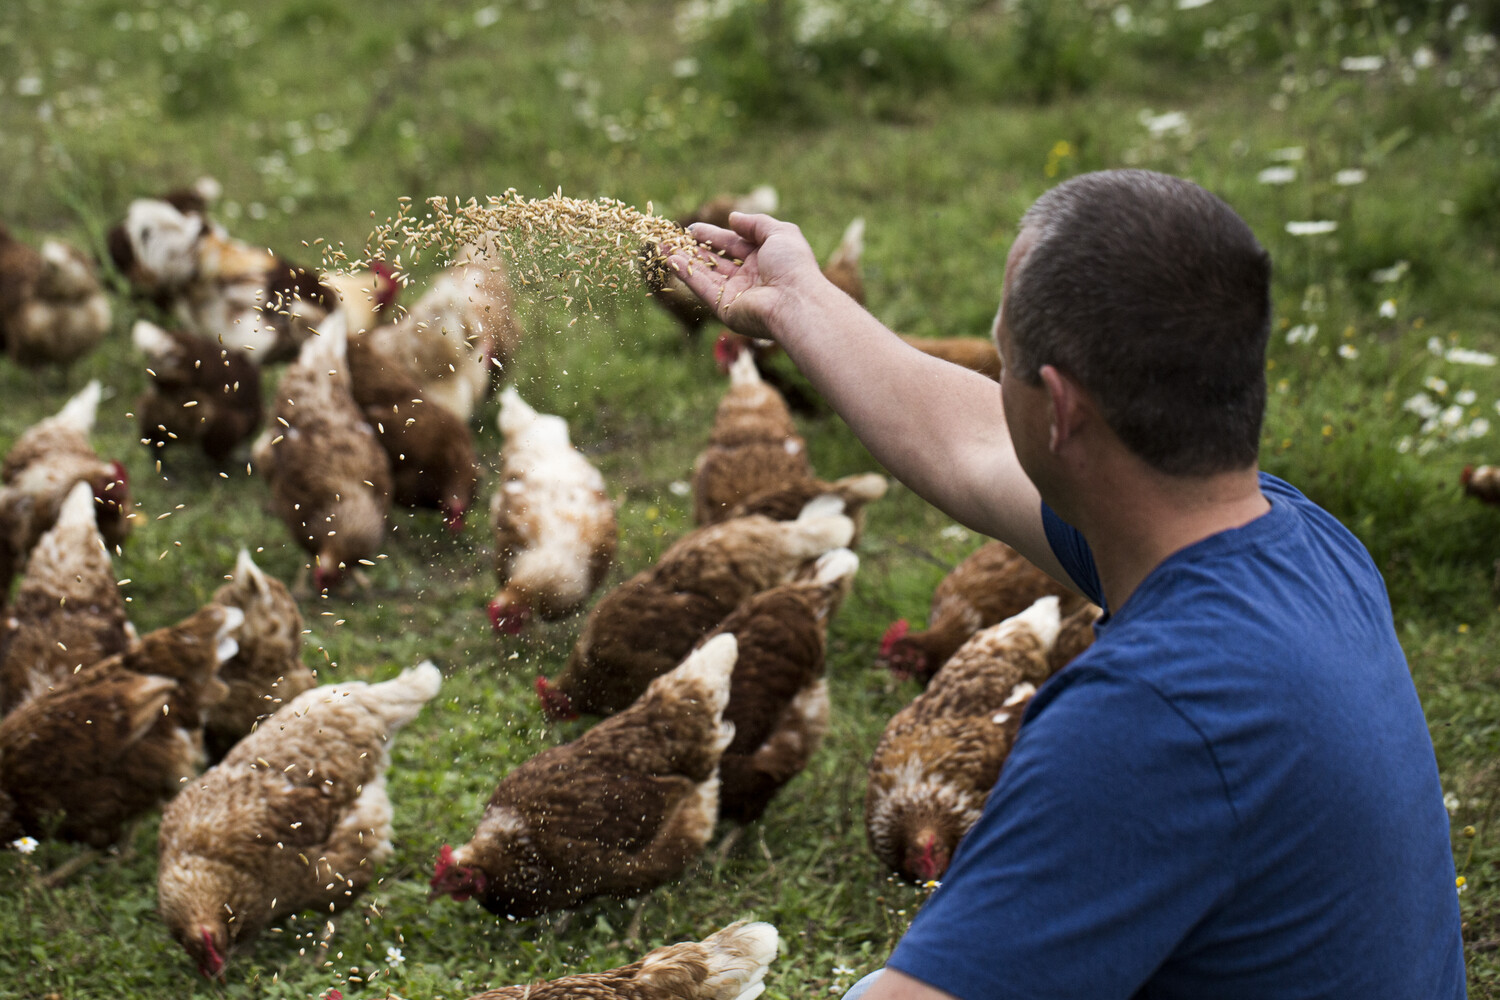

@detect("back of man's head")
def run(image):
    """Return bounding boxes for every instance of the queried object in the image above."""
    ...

[1005,169,1272,477]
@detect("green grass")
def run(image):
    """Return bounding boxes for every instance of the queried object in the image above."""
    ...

[2,0,1500,996]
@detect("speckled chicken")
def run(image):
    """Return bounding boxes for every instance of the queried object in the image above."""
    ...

[365,236,523,422]
[132,319,264,463]
[158,660,440,980]
[489,387,617,634]
[867,597,1063,884]
[708,548,857,824]
[692,350,812,526]
[538,498,854,719]
[880,540,1082,684]
[0,481,131,714]
[347,329,478,530]
[107,195,336,362]
[0,602,240,846]
[462,921,779,1000]
[253,313,392,591]
[0,224,112,371]
[0,381,131,602]
[202,549,316,763]
[431,634,737,918]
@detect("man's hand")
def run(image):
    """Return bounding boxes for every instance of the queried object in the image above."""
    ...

[666,212,825,343]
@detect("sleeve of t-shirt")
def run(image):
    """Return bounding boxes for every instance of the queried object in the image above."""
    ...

[1040,503,1103,608]
[886,667,1239,1000]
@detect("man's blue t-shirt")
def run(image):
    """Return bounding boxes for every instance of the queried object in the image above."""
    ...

[888,473,1464,999]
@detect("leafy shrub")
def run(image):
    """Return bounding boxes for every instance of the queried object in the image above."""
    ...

[678,0,970,121]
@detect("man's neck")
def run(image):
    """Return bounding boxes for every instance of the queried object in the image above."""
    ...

[1066,463,1270,614]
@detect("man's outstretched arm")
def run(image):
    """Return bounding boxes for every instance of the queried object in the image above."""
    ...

[668,212,1067,583]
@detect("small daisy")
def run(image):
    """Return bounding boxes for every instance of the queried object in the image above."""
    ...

[386,945,405,967]
[11,836,39,855]
[1257,166,1296,185]
[1379,299,1397,319]
[1334,168,1368,186]
[1338,344,1359,360]
[667,480,691,497]
[1285,220,1337,236]
[1446,348,1497,367]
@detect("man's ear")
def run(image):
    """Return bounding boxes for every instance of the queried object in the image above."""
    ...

[1038,364,1088,453]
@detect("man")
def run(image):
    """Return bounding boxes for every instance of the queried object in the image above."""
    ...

[667,170,1464,998]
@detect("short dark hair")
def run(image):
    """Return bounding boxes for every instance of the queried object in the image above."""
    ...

[1004,170,1272,476]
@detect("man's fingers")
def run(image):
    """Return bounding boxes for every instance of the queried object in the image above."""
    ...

[685,221,758,262]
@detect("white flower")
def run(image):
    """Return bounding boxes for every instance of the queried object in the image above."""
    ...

[1338,344,1359,359]
[1176,0,1214,9]
[1466,417,1491,439]
[1371,261,1409,284]
[1413,45,1435,69]
[1441,405,1465,428]
[1286,220,1337,236]
[1334,168,1367,186]
[1286,323,1318,345]
[833,966,856,977]
[1457,389,1478,406]
[672,58,700,78]
[1139,110,1189,137]
[1396,435,1413,454]
[1379,299,1398,319]
[10,836,38,854]
[16,75,42,97]
[1258,166,1296,185]
[473,6,500,27]
[386,945,405,967]
[1446,792,1461,815]
[1425,376,1449,395]
[1112,5,1134,29]
[1269,146,1305,162]
[1428,336,1446,356]
[1403,392,1439,419]
[667,480,691,497]
[1340,55,1384,72]
[940,525,969,541]
[1446,348,1497,367]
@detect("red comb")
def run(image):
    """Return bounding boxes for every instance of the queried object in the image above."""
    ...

[880,619,910,659]
[432,844,454,883]
[535,676,577,720]
[1462,465,1475,488]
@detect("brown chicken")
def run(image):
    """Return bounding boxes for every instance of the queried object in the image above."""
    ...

[692,349,812,525]
[463,921,779,1000]
[1462,464,1500,505]
[107,196,336,362]
[322,260,401,336]
[365,236,523,422]
[202,549,315,763]
[253,314,392,591]
[0,380,131,602]
[489,387,617,633]
[158,661,440,979]
[726,473,888,546]
[0,225,112,371]
[432,634,738,918]
[538,499,854,719]
[132,319,264,463]
[0,481,131,714]
[900,335,1003,381]
[821,217,865,305]
[867,596,1063,883]
[880,540,1082,684]
[708,548,857,824]
[347,329,478,530]
[1050,601,1102,673]
[0,603,240,846]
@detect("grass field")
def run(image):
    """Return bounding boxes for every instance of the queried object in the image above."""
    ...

[2,0,1500,996]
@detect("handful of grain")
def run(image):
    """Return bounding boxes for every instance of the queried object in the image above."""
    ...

[344,190,725,309]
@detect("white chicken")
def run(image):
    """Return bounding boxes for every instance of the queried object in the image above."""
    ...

[489,387,617,633]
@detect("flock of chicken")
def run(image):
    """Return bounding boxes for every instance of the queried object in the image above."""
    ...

[0,183,1093,996]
